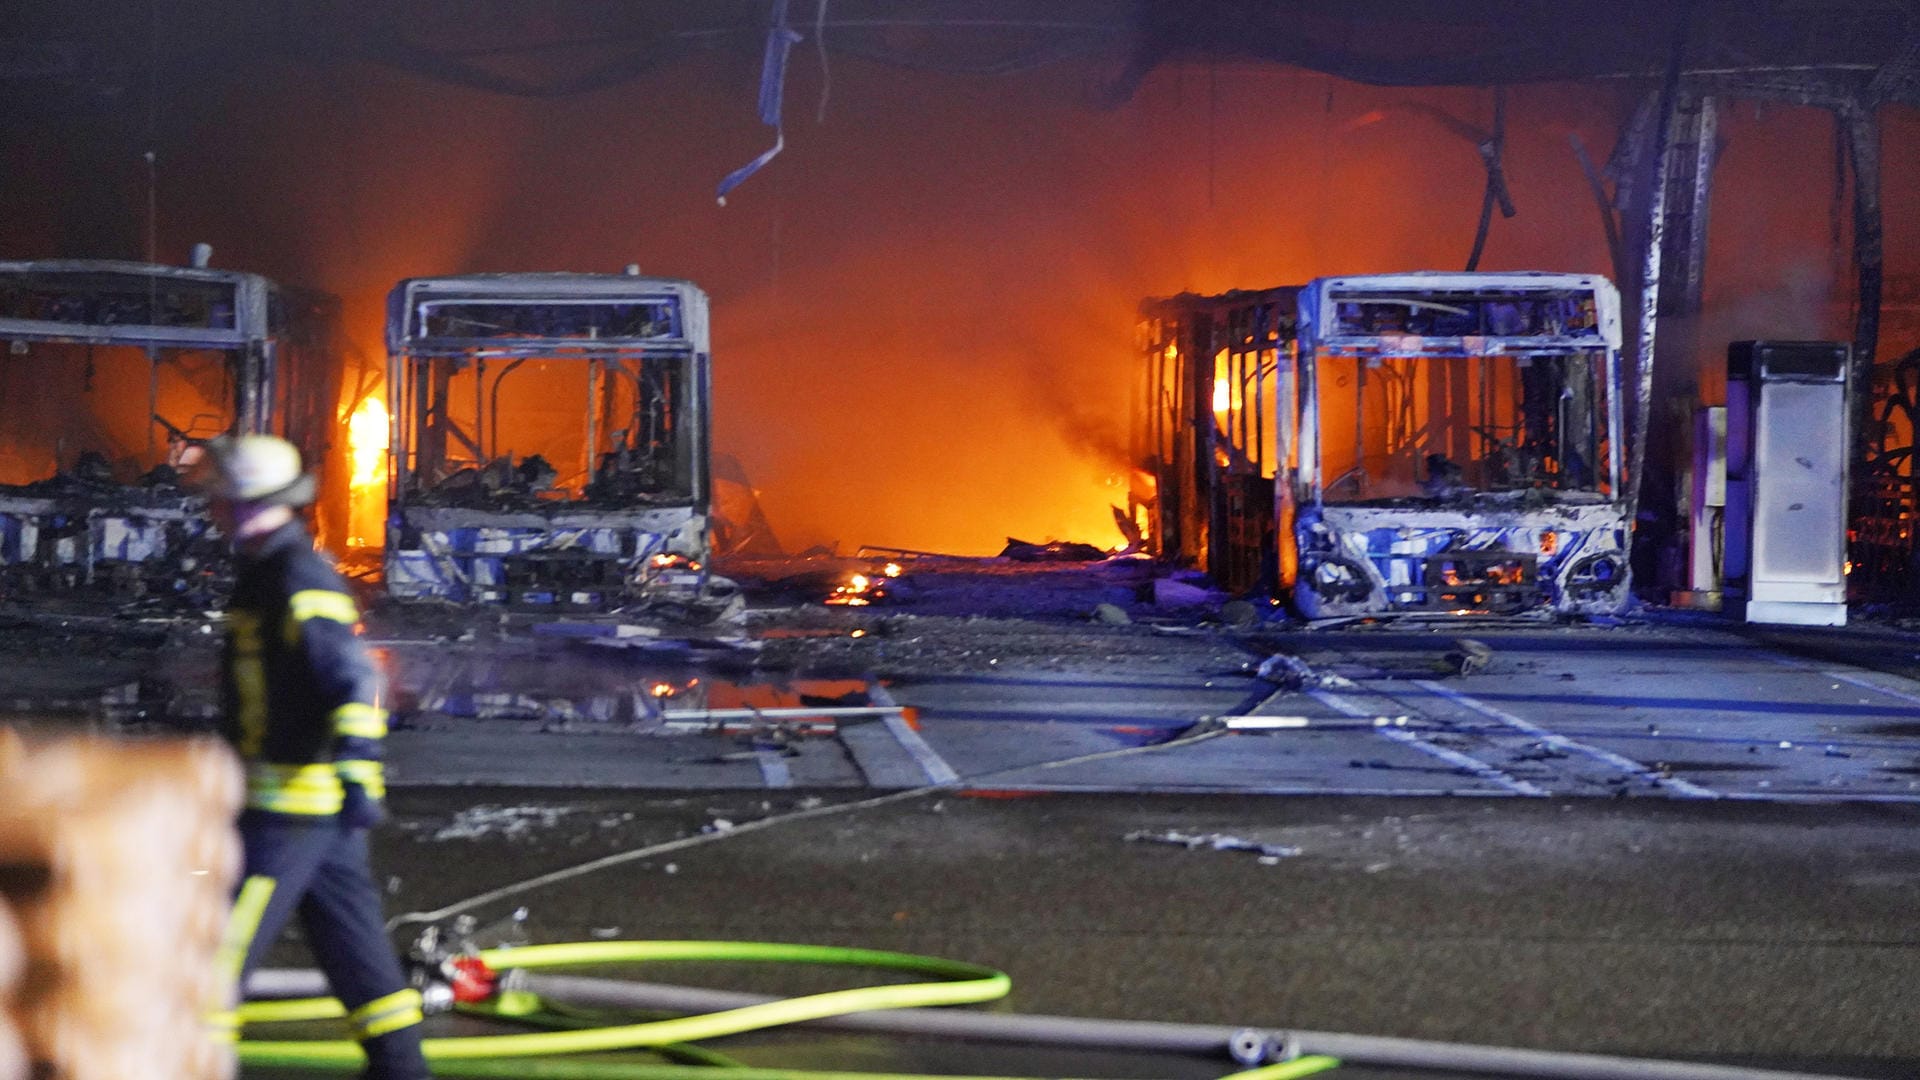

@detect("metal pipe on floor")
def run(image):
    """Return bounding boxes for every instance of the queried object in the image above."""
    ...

[517,974,1856,1080]
[246,968,1857,1080]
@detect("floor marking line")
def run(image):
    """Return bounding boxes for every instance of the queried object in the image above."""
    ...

[869,685,961,785]
[1757,651,1920,708]
[1410,680,1719,799]
[1819,670,1920,708]
[1306,689,1547,796]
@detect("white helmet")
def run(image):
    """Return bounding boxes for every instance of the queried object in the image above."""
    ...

[195,435,316,506]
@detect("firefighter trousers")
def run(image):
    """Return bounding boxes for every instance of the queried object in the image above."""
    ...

[223,811,430,1079]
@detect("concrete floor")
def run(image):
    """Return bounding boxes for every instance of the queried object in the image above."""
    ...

[7,581,1920,1077]
[340,788,1920,1078]
[318,612,1920,1078]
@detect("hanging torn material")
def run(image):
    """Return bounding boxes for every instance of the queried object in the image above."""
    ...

[717,0,803,205]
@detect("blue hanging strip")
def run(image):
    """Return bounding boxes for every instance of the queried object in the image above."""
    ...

[717,0,804,205]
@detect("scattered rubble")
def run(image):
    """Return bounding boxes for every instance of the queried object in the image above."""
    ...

[1152,577,1216,609]
[425,805,575,841]
[998,538,1110,562]
[1445,638,1495,676]
[1124,829,1303,862]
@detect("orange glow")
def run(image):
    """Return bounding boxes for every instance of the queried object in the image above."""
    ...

[1539,531,1558,555]
[882,562,903,578]
[345,396,389,548]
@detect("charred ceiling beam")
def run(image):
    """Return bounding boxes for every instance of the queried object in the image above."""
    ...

[1101,0,1914,98]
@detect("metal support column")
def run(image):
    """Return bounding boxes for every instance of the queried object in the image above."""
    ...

[1842,101,1883,471]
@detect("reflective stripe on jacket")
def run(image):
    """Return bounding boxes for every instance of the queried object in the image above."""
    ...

[220,521,388,817]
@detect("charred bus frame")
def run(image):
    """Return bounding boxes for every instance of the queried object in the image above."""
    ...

[1137,271,1631,617]
[0,259,335,606]
[384,272,713,610]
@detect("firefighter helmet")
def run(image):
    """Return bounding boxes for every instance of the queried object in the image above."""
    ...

[195,435,316,506]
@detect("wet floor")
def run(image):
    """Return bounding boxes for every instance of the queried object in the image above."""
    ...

[367,620,1920,803]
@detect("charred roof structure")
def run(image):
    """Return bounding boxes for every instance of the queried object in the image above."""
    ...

[3,0,1916,581]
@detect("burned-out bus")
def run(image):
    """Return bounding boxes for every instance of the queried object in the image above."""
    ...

[383,271,714,611]
[1135,271,1631,617]
[0,259,337,606]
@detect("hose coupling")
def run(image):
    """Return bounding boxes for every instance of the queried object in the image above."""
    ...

[1229,1028,1302,1065]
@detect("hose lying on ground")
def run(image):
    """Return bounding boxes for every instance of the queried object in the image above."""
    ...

[243,939,1861,1080]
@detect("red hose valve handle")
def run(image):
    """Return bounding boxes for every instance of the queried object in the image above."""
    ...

[447,954,498,1003]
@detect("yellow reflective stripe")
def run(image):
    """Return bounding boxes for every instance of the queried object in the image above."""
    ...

[331,702,389,740]
[347,988,424,1039]
[246,762,344,815]
[335,758,387,800]
[230,612,268,756]
[285,588,360,645]
[288,588,359,624]
[218,876,276,988]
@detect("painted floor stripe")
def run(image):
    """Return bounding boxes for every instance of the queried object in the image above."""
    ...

[1411,680,1720,799]
[1757,651,1920,708]
[1307,689,1546,796]
[1819,669,1920,707]
[870,685,961,785]
[962,783,1529,798]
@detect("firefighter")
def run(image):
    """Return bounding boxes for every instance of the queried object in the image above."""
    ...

[197,435,431,1079]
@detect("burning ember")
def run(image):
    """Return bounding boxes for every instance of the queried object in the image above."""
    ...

[826,564,902,607]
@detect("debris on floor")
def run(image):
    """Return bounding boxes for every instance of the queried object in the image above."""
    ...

[1124,829,1303,862]
[1445,638,1495,676]
[1252,652,1353,691]
[1152,577,1217,609]
[424,805,575,841]
[999,538,1110,562]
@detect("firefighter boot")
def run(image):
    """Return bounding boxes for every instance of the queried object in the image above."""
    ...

[359,1022,430,1080]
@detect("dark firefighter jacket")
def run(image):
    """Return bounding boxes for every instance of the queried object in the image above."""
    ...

[219,520,387,817]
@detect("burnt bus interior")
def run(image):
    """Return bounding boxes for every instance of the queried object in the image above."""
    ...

[0,262,338,605]
[1137,277,1627,612]
[1312,291,1614,506]
[1134,288,1296,595]
[394,296,698,510]
[386,275,712,610]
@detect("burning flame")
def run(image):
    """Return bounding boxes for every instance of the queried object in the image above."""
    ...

[827,569,896,607]
[345,396,388,547]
